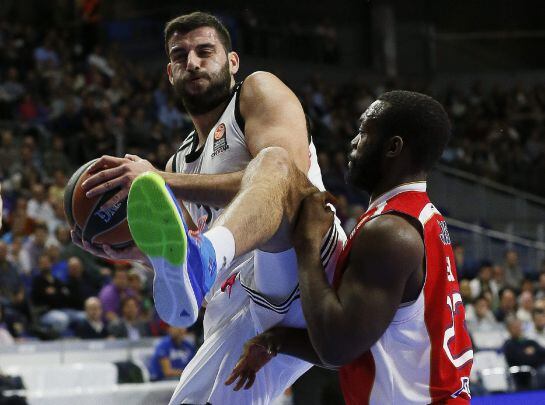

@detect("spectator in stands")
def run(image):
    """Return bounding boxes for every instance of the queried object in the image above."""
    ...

[517,291,535,329]
[453,243,472,278]
[0,67,25,105]
[493,265,506,291]
[527,306,545,348]
[66,257,97,306]
[0,241,30,336]
[108,296,151,340]
[43,138,72,179]
[48,169,67,206]
[467,295,504,335]
[31,254,72,334]
[469,261,500,303]
[98,267,135,322]
[48,244,68,283]
[33,35,60,69]
[504,316,545,390]
[535,273,545,300]
[75,297,109,339]
[504,249,523,290]
[19,223,50,274]
[459,279,476,322]
[125,269,152,318]
[521,279,535,295]
[495,288,518,323]
[0,130,17,179]
[158,97,187,130]
[149,326,196,381]
[6,198,35,241]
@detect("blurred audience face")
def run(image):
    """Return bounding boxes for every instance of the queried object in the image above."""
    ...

[505,250,519,267]
[533,308,545,331]
[128,272,142,293]
[68,257,83,278]
[475,297,491,319]
[500,289,517,311]
[520,291,534,312]
[38,254,52,273]
[459,279,472,302]
[46,244,61,262]
[539,273,545,291]
[31,184,46,202]
[113,269,129,290]
[453,244,465,265]
[521,279,534,294]
[85,297,102,322]
[0,241,7,261]
[493,265,505,283]
[34,226,48,247]
[56,227,70,244]
[122,297,139,322]
[168,326,188,342]
[478,264,493,282]
[507,317,523,339]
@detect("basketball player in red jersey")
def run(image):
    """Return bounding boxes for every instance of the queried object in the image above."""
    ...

[225,91,473,403]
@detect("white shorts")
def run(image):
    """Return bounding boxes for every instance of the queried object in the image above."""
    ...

[169,220,346,405]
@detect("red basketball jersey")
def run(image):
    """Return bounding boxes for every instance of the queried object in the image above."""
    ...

[333,182,473,404]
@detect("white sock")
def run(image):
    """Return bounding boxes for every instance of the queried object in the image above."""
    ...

[204,226,235,271]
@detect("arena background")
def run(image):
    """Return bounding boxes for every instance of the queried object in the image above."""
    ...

[0,0,545,403]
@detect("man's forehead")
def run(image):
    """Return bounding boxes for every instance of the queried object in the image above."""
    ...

[361,100,388,123]
[169,26,219,50]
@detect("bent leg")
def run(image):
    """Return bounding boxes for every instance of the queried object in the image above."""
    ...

[214,146,317,256]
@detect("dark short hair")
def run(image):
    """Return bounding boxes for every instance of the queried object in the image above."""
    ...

[164,11,232,57]
[474,294,488,303]
[375,90,451,172]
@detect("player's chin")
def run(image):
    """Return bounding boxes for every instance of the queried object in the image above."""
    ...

[185,79,209,92]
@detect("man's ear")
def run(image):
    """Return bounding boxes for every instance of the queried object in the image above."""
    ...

[385,136,404,158]
[228,51,240,75]
[167,63,174,85]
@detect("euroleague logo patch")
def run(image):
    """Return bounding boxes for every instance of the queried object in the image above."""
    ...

[211,123,229,158]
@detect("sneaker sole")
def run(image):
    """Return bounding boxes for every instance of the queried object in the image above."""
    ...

[127,171,197,326]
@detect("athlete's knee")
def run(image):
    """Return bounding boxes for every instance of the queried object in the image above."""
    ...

[251,146,293,177]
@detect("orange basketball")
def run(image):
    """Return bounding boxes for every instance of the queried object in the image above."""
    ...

[64,159,133,248]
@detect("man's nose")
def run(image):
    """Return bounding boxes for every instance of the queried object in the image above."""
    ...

[186,50,200,71]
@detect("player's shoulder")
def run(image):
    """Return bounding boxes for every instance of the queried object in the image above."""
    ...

[240,71,294,102]
[352,214,423,264]
[243,71,283,88]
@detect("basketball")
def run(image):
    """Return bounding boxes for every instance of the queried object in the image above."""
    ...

[63,159,133,249]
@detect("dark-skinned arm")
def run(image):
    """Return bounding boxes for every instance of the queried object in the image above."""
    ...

[225,189,427,390]
[294,193,424,366]
[225,326,333,391]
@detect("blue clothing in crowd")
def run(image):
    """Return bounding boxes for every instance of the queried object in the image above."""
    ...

[149,335,196,380]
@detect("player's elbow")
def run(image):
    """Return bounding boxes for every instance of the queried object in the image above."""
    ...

[314,339,355,368]
[316,348,348,368]
[315,334,374,368]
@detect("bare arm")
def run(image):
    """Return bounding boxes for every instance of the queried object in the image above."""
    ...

[225,326,334,391]
[159,357,183,378]
[293,194,424,366]
[82,71,309,210]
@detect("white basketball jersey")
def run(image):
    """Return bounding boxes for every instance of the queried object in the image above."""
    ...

[172,81,327,334]
[169,79,346,405]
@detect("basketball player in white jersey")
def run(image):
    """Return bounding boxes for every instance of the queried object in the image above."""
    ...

[74,12,346,404]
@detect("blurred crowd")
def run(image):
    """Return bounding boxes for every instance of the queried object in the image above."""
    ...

[1,18,545,389]
[457,244,545,390]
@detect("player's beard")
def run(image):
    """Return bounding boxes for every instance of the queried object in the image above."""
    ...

[347,138,384,194]
[173,62,231,115]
